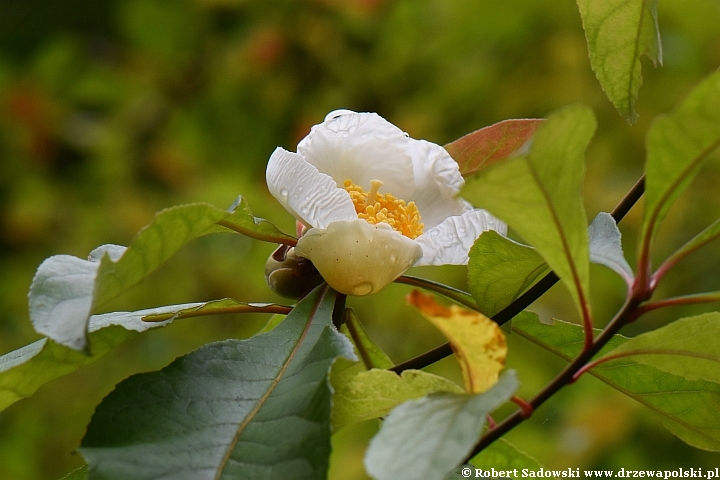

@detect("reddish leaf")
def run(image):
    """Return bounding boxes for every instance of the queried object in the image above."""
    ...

[445,119,544,177]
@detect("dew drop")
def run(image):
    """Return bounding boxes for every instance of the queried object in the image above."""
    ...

[279,188,289,199]
[350,282,374,296]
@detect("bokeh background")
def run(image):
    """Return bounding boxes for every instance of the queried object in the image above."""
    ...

[1,0,720,478]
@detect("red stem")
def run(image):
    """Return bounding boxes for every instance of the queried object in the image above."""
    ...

[572,348,720,382]
[511,396,534,418]
[465,295,643,460]
[391,175,645,374]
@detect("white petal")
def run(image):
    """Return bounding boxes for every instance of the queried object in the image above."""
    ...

[297,112,416,198]
[407,139,469,229]
[295,220,423,296]
[414,209,507,266]
[265,147,357,229]
[325,109,356,121]
[411,139,465,197]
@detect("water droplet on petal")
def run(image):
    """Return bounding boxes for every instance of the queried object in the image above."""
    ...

[349,282,374,296]
[279,188,289,199]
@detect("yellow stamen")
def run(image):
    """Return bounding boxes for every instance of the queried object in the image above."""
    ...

[343,179,424,239]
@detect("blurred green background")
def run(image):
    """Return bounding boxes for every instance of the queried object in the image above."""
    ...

[1,0,719,478]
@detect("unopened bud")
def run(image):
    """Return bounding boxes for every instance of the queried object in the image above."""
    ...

[265,245,323,299]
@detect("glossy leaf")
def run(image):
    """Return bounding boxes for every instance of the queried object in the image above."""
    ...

[80,286,356,479]
[364,371,518,480]
[512,312,720,451]
[576,0,662,123]
[140,298,292,322]
[467,231,546,317]
[331,368,463,430]
[601,312,720,385]
[588,212,633,286]
[468,213,631,317]
[407,290,507,393]
[641,72,720,256]
[207,195,297,244]
[445,119,544,178]
[29,200,293,351]
[463,105,595,320]
[0,303,197,413]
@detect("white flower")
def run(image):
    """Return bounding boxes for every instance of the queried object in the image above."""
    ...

[266,110,506,296]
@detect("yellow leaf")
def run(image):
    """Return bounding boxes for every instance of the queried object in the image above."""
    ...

[407,290,507,393]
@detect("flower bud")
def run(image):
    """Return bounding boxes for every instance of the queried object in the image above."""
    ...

[265,245,324,299]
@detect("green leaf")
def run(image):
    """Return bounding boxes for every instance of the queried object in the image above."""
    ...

[463,105,595,320]
[0,302,199,413]
[330,309,394,385]
[444,119,544,178]
[659,217,720,277]
[576,0,662,123]
[209,195,298,245]
[467,231,546,317]
[446,439,544,479]
[641,72,720,257]
[364,371,518,480]
[443,467,472,480]
[80,285,356,479]
[258,313,288,334]
[1,298,284,413]
[340,308,394,370]
[29,200,294,351]
[331,368,463,431]
[512,312,720,451]
[470,438,545,470]
[468,213,630,317]
[140,298,292,323]
[600,312,720,385]
[59,466,88,480]
[588,212,633,285]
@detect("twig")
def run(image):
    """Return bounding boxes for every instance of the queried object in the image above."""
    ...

[466,296,642,459]
[391,175,645,374]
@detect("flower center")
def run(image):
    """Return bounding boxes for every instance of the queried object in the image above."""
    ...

[343,179,424,239]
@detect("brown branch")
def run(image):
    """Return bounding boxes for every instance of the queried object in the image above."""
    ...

[391,175,645,374]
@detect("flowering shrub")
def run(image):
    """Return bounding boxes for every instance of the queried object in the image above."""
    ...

[2,2,720,479]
